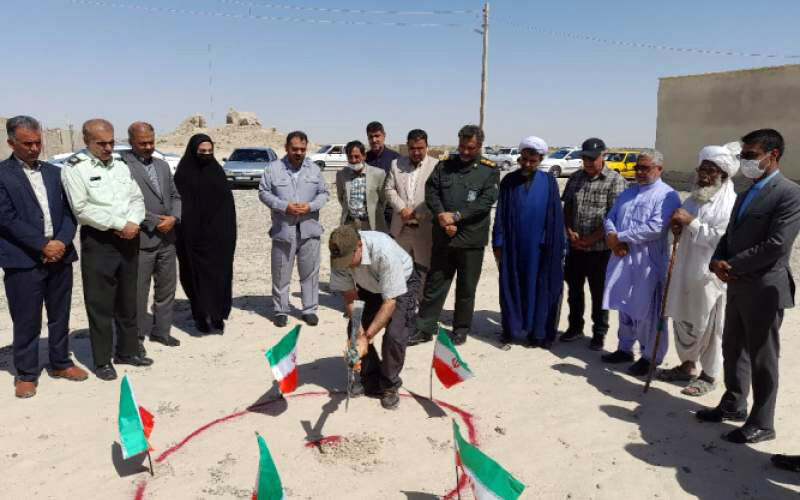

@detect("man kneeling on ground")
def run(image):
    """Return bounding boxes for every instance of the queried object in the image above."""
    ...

[328,224,420,410]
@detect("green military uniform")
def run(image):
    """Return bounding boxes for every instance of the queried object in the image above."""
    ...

[61,150,146,369]
[414,155,499,344]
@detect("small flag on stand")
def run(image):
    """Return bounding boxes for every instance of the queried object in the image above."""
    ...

[452,421,525,500]
[118,375,154,460]
[432,327,474,389]
[253,433,285,500]
[266,325,301,394]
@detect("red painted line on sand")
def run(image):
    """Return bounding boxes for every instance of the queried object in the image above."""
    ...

[133,390,477,499]
[304,435,343,448]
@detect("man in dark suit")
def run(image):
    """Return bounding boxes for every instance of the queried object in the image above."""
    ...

[0,115,88,398]
[121,122,181,350]
[700,129,800,444]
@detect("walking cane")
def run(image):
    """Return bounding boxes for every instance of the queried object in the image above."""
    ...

[643,233,680,394]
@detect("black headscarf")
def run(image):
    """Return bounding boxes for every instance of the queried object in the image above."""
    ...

[174,134,237,322]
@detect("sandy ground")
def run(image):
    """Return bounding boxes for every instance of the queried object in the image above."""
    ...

[2,173,800,499]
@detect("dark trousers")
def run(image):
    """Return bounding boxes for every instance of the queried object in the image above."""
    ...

[564,249,610,336]
[137,241,177,341]
[80,227,139,366]
[416,246,485,336]
[720,293,782,430]
[4,262,74,382]
[351,272,420,391]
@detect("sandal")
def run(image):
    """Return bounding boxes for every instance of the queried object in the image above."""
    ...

[682,378,716,397]
[656,365,697,382]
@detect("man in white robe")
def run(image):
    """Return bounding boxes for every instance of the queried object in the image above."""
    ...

[660,143,740,396]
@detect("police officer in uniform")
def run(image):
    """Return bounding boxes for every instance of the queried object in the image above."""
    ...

[410,125,499,345]
[61,119,151,381]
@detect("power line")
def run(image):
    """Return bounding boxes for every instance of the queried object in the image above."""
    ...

[218,0,477,16]
[65,0,471,28]
[491,14,800,60]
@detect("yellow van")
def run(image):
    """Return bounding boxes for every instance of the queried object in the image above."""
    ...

[605,150,641,179]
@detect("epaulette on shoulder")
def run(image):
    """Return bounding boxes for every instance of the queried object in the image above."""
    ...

[480,158,496,168]
[66,155,82,166]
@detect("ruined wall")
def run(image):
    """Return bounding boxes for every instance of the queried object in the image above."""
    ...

[0,117,77,160]
[656,65,800,189]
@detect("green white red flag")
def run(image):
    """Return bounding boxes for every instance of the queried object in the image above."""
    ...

[118,374,154,459]
[265,325,300,394]
[453,421,525,500]
[432,327,474,388]
[252,434,285,500]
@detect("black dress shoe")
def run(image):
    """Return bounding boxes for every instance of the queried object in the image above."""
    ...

[589,334,605,351]
[722,424,775,444]
[601,350,635,364]
[696,406,748,423]
[560,330,584,342]
[273,315,288,328]
[627,358,651,377]
[115,355,154,367]
[771,454,800,472]
[380,388,400,410]
[196,319,211,333]
[450,331,468,346]
[302,314,319,326]
[407,330,433,346]
[151,335,181,347]
[95,364,118,381]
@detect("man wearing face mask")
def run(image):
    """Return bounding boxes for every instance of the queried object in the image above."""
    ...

[699,129,800,446]
[601,151,681,376]
[61,119,149,381]
[335,140,388,232]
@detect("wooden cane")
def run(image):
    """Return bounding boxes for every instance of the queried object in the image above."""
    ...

[643,233,680,394]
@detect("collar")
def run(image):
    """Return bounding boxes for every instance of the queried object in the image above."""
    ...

[359,234,372,267]
[85,149,115,167]
[283,156,306,171]
[13,154,40,171]
[136,154,154,165]
[585,166,609,181]
[636,178,662,192]
[753,170,779,190]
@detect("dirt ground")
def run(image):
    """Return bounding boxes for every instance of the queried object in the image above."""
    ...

[1,174,800,499]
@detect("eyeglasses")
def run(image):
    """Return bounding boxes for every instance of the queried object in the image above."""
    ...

[633,165,654,173]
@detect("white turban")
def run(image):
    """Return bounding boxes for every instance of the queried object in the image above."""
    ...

[698,141,741,178]
[518,136,548,155]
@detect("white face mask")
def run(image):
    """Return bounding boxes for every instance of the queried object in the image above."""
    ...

[740,157,765,179]
[348,162,365,172]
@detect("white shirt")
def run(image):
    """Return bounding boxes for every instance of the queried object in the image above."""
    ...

[330,231,413,299]
[17,158,53,238]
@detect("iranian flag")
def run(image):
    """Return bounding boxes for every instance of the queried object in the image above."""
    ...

[252,434,285,500]
[265,325,300,394]
[453,421,525,500]
[432,327,474,388]
[118,374,154,459]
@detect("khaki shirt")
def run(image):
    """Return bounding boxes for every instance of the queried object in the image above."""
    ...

[61,150,145,231]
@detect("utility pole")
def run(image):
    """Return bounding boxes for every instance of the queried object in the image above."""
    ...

[208,43,215,124]
[479,1,489,131]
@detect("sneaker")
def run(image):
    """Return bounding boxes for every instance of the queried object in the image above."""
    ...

[380,388,400,410]
[589,334,605,351]
[273,315,288,328]
[601,350,635,364]
[560,329,584,342]
[627,358,651,377]
[302,313,319,326]
[407,330,433,346]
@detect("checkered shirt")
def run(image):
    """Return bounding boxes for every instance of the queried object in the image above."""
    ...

[348,172,368,219]
[562,167,627,251]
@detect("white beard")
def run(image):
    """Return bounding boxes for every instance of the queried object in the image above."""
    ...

[690,176,723,204]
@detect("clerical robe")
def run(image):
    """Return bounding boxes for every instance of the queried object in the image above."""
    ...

[603,179,681,363]
[492,169,566,342]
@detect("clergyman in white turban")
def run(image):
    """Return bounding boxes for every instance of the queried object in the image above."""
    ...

[659,142,741,396]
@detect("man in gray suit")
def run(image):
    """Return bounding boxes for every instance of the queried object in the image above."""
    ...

[121,122,181,349]
[336,141,387,232]
[259,131,329,328]
[700,129,800,444]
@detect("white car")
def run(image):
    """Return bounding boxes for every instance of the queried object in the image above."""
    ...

[538,147,583,177]
[493,147,520,170]
[49,145,181,174]
[309,144,347,170]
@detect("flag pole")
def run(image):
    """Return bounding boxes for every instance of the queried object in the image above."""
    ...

[429,354,434,402]
[453,439,462,500]
[146,451,154,476]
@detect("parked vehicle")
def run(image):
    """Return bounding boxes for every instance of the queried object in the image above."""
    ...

[538,147,583,177]
[494,147,520,170]
[49,145,181,174]
[221,147,278,188]
[605,150,641,180]
[309,144,347,170]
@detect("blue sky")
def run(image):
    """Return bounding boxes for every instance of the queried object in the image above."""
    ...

[5,0,799,148]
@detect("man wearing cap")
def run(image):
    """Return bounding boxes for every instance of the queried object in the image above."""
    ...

[410,125,499,346]
[492,136,566,348]
[561,138,627,350]
[659,143,740,397]
[328,224,420,410]
[601,151,681,376]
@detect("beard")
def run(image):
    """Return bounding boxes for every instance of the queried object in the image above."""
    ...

[690,175,723,203]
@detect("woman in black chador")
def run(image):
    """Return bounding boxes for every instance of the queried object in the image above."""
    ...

[174,134,237,333]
